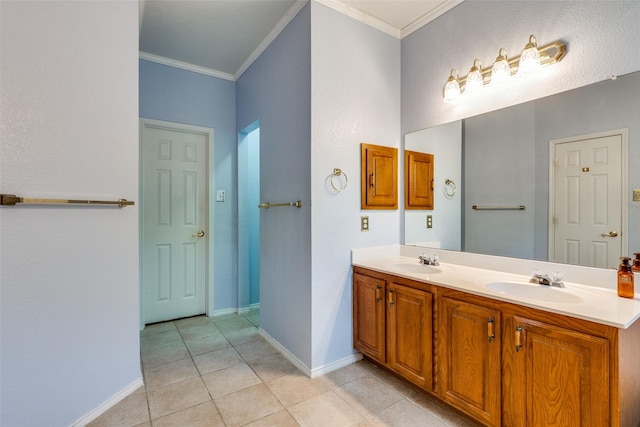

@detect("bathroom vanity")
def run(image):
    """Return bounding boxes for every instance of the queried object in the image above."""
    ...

[352,246,640,427]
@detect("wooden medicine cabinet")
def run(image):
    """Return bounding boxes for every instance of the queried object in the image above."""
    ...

[405,150,434,210]
[360,143,398,210]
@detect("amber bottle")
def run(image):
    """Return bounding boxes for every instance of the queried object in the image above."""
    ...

[633,253,640,273]
[618,257,635,299]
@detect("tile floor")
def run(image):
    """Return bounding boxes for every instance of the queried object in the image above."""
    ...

[89,310,481,427]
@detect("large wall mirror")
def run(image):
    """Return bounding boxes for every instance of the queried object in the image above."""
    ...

[404,70,640,269]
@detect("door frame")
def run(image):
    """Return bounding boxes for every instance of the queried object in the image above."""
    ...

[548,128,628,264]
[139,118,215,329]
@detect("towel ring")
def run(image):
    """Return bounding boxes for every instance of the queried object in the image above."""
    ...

[330,168,348,193]
[444,179,456,197]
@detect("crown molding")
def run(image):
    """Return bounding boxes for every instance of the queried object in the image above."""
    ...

[139,52,235,81]
[235,0,309,80]
[315,0,400,38]
[401,0,465,38]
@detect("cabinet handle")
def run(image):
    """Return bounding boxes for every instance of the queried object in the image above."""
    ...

[375,285,382,302]
[487,317,495,342]
[515,325,523,352]
[369,173,374,188]
[388,289,395,307]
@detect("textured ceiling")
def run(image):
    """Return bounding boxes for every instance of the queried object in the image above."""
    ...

[139,0,463,79]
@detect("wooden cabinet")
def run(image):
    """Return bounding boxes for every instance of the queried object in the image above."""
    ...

[439,296,502,426]
[353,272,386,363]
[360,143,398,209]
[404,150,434,210]
[353,267,640,426]
[502,315,610,427]
[388,282,433,390]
[353,268,434,392]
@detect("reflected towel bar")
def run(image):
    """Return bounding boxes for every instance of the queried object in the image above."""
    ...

[472,205,525,210]
[1,194,135,207]
[258,201,302,209]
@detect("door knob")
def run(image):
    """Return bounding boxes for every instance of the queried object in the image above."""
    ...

[192,230,205,238]
[601,231,618,238]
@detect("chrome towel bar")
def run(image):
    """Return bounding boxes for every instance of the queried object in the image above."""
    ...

[258,200,302,209]
[1,194,134,208]
[472,205,525,210]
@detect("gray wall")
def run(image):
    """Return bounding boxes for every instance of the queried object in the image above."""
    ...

[402,1,640,133]
[139,59,238,312]
[464,102,536,258]
[310,2,401,370]
[1,2,140,425]
[236,4,313,367]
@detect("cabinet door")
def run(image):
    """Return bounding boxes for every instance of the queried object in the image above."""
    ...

[405,150,434,210]
[361,143,398,209]
[439,297,501,426]
[505,316,610,427]
[387,283,433,391]
[353,273,386,362]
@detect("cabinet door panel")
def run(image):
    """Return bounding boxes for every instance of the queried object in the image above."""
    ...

[361,143,398,209]
[353,273,386,362]
[405,150,434,210]
[387,283,433,390]
[439,297,501,426]
[510,316,609,427]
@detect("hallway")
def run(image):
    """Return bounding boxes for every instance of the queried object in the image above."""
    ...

[89,310,479,426]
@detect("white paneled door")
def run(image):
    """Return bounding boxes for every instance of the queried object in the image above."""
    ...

[141,120,210,324]
[550,130,626,269]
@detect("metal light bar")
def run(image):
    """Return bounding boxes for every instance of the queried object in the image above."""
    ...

[1,194,134,207]
[456,41,566,89]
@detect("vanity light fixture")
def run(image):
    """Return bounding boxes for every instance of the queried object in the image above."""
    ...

[518,34,542,75]
[465,59,484,93]
[443,34,566,102]
[443,69,462,102]
[490,48,511,85]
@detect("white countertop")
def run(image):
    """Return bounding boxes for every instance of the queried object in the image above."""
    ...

[352,245,640,329]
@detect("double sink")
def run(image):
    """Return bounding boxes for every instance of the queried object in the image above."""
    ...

[383,258,583,304]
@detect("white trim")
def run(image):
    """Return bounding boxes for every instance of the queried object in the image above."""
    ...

[139,51,235,81]
[70,377,144,427]
[211,307,238,318]
[315,0,399,38]
[548,128,629,265]
[258,328,362,379]
[401,0,466,38]
[139,118,215,327]
[315,0,464,39]
[235,0,309,80]
[140,0,461,81]
[310,353,363,378]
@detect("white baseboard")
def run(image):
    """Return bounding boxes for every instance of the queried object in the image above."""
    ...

[309,352,363,378]
[258,328,362,379]
[70,377,144,427]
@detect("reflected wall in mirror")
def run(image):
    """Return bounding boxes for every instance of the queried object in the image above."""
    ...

[403,71,640,269]
[405,120,462,250]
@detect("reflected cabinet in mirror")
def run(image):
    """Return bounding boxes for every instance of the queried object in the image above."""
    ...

[403,71,640,269]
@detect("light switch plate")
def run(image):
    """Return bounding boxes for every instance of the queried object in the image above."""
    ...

[361,216,369,232]
[634,189,640,202]
[216,190,225,202]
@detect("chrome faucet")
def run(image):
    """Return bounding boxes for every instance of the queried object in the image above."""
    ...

[419,254,439,266]
[529,270,564,288]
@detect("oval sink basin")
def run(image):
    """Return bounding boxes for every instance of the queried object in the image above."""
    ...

[384,262,451,275]
[485,281,583,304]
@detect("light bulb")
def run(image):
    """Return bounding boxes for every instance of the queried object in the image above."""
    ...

[465,59,484,93]
[491,48,511,85]
[443,69,461,102]
[518,34,541,75]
